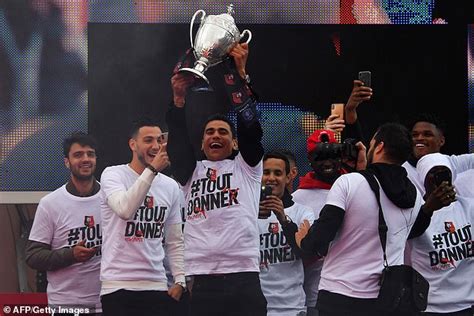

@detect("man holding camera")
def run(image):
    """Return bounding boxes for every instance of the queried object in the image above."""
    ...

[258,151,314,316]
[293,123,455,316]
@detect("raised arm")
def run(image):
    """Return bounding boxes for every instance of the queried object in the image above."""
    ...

[166,73,197,186]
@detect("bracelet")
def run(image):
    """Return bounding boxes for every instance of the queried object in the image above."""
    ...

[147,164,158,175]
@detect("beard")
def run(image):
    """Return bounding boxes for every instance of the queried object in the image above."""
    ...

[71,167,95,181]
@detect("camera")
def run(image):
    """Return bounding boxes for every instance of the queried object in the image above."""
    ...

[310,138,358,162]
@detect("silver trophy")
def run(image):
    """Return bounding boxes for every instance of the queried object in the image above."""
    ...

[179,4,252,85]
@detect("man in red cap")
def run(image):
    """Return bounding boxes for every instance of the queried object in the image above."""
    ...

[293,128,365,316]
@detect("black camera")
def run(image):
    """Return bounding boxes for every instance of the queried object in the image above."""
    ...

[310,138,358,162]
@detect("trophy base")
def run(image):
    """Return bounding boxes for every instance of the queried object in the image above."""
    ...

[178,68,213,92]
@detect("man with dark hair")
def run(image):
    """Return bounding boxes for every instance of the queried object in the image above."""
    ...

[293,123,454,316]
[26,132,102,314]
[99,119,185,316]
[167,43,267,315]
[258,150,314,315]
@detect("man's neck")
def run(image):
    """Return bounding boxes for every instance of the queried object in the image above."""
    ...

[129,159,146,175]
[66,177,98,197]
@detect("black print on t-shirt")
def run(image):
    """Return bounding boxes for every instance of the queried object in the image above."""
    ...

[67,220,102,256]
[259,230,296,266]
[429,223,473,267]
[124,204,167,240]
[187,173,239,217]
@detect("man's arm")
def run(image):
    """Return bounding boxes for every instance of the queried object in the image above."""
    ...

[25,240,96,271]
[409,182,457,239]
[236,103,263,167]
[297,204,345,256]
[104,168,155,220]
[167,74,197,186]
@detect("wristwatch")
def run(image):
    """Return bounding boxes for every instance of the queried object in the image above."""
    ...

[281,215,293,226]
[146,164,158,175]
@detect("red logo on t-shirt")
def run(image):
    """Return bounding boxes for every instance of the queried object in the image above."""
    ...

[444,221,455,233]
[84,216,95,228]
[268,222,279,234]
[145,196,154,208]
[206,168,217,181]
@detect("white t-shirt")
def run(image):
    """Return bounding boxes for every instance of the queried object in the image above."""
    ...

[292,187,328,308]
[100,164,182,293]
[258,202,315,316]
[318,172,423,298]
[455,169,474,198]
[403,153,474,196]
[406,196,474,313]
[183,153,262,275]
[29,185,102,310]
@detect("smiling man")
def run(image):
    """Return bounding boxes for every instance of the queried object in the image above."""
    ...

[99,118,185,316]
[166,43,267,316]
[403,113,474,196]
[26,132,102,314]
[258,151,314,316]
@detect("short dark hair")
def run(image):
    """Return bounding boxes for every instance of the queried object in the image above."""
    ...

[408,113,446,136]
[129,117,162,139]
[373,123,413,164]
[263,151,290,174]
[274,148,296,166]
[203,113,237,138]
[62,132,98,157]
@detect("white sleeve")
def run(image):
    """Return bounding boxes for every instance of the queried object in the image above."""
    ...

[449,153,474,176]
[29,202,54,245]
[325,175,350,211]
[103,168,156,220]
[164,223,185,284]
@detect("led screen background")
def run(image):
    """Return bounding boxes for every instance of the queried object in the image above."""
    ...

[1,1,472,193]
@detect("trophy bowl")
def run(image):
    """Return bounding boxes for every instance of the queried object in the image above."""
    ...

[179,4,252,87]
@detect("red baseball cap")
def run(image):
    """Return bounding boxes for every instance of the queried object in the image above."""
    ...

[307,129,338,153]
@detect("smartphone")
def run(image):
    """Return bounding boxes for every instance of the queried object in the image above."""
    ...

[331,103,344,120]
[260,185,272,201]
[433,169,452,186]
[358,71,371,88]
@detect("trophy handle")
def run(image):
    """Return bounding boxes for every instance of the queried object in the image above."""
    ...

[240,29,252,44]
[190,10,206,49]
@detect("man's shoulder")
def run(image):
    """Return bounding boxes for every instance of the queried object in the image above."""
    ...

[39,185,67,204]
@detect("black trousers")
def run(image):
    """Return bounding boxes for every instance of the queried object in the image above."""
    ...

[317,290,401,316]
[189,272,267,316]
[101,289,176,316]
